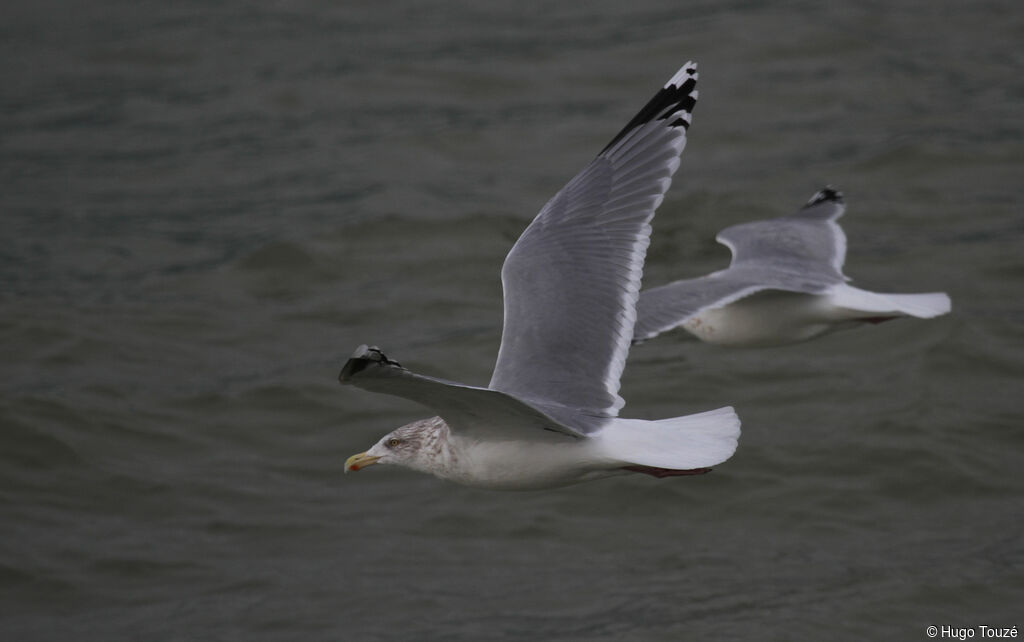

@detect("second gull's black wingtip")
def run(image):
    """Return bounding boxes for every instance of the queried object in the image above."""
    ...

[803,186,844,208]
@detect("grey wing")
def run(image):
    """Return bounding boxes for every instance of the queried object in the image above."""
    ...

[634,187,848,342]
[339,345,589,438]
[634,273,767,342]
[489,62,699,420]
[719,187,848,284]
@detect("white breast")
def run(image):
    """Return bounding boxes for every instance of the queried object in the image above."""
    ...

[683,290,843,347]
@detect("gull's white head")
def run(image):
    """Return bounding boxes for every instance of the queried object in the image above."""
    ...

[345,416,449,475]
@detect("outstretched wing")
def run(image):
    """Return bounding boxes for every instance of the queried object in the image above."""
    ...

[634,275,766,343]
[340,345,594,438]
[634,188,849,342]
[489,62,699,417]
[719,187,847,279]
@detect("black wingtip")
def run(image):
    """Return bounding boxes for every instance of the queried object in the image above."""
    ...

[338,345,401,384]
[599,63,698,155]
[803,186,844,208]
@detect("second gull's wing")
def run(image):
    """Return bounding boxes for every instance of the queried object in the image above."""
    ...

[634,274,767,343]
[718,187,848,284]
[634,188,849,342]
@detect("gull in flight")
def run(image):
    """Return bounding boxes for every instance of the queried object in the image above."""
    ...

[341,62,740,490]
[634,188,952,347]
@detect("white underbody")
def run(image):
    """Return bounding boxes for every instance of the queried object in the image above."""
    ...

[440,434,621,490]
[681,285,950,347]
[682,290,852,347]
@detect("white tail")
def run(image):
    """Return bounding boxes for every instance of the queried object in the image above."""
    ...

[828,284,951,319]
[596,407,740,470]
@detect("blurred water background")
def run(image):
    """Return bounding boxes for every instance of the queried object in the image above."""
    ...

[2,1,1022,640]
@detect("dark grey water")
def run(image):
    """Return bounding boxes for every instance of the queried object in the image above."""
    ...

[3,1,1022,640]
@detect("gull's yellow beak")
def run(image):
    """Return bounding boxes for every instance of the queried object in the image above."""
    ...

[345,452,381,473]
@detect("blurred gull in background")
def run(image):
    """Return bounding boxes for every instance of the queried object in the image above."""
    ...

[635,188,951,347]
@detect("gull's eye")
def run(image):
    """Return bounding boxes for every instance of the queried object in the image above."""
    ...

[387,438,401,448]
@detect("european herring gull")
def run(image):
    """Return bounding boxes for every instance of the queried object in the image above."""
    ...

[634,188,952,347]
[341,62,740,490]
